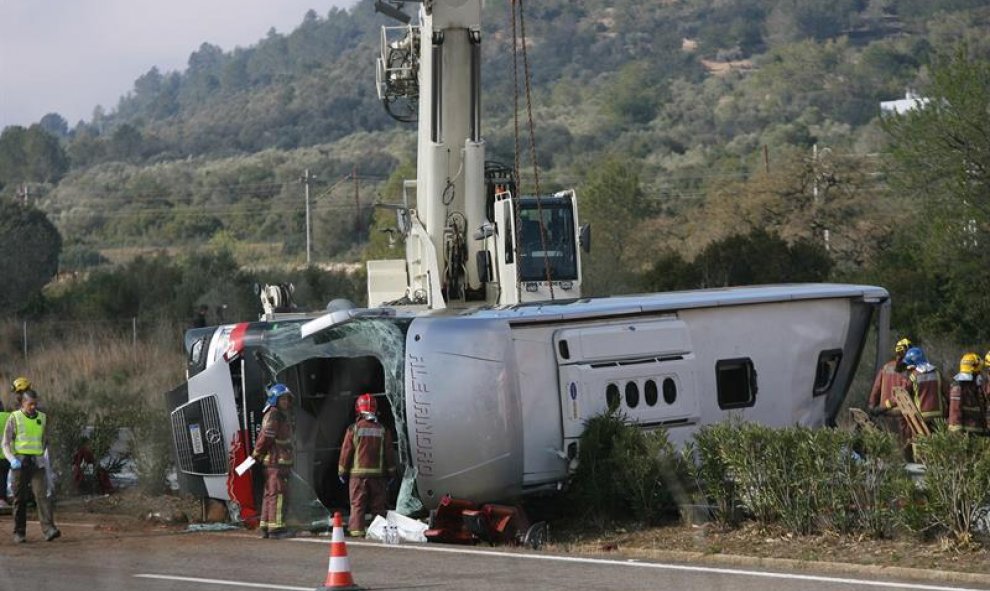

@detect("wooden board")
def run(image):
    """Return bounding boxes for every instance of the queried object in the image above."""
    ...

[892,386,930,437]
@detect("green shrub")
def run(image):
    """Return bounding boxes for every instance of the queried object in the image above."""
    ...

[614,425,691,525]
[713,423,911,537]
[567,413,689,526]
[843,429,911,538]
[718,423,781,527]
[913,430,990,544]
[688,421,739,527]
[44,398,89,496]
[127,402,173,495]
[566,412,629,526]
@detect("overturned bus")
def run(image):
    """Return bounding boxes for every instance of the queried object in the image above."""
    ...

[165,283,890,522]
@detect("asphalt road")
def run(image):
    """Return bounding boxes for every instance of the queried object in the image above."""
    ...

[0,521,988,591]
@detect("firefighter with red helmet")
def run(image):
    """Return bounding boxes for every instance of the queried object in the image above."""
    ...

[338,393,396,537]
[251,383,294,539]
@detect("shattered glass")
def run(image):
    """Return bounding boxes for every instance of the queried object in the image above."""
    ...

[260,316,424,515]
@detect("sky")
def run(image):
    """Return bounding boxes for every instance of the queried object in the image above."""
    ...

[0,0,357,130]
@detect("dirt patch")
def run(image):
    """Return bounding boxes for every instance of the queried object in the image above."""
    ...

[58,488,204,532]
[550,520,990,575]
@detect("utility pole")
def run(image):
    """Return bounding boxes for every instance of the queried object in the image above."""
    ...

[811,144,830,252]
[301,169,316,265]
[353,165,360,238]
[16,184,32,206]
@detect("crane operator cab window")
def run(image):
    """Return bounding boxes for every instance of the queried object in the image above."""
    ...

[517,198,578,283]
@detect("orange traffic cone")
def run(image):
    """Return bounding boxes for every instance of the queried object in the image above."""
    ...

[317,512,362,591]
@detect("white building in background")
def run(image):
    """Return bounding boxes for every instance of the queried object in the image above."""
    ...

[880,90,930,115]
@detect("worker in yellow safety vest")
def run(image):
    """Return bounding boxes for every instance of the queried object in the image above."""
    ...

[2,389,60,543]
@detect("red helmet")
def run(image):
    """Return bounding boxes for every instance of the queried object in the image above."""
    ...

[355,393,377,414]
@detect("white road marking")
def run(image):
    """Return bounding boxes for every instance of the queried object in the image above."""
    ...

[293,538,988,591]
[134,574,310,590]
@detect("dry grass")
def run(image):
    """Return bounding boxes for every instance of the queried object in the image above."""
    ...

[0,320,185,407]
[0,320,186,495]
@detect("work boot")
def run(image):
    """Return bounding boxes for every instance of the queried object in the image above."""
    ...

[259,527,269,539]
[12,533,25,544]
[268,528,293,539]
[44,529,61,542]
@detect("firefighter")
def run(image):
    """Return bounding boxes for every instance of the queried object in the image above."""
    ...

[338,393,396,537]
[250,383,294,539]
[947,353,987,435]
[2,389,59,543]
[868,338,912,411]
[5,377,35,503]
[867,337,913,450]
[903,346,948,431]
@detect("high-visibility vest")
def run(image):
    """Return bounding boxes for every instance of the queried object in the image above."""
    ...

[12,410,46,455]
[0,411,9,434]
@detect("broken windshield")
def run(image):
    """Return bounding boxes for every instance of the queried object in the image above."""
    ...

[256,317,422,514]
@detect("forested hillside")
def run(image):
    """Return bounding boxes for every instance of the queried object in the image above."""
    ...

[1,0,989,342]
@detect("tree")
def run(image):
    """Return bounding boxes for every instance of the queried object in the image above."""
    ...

[604,61,662,126]
[882,48,990,247]
[579,156,654,295]
[0,197,62,313]
[641,229,832,292]
[878,48,990,340]
[0,125,69,187]
[693,228,832,287]
[38,113,69,138]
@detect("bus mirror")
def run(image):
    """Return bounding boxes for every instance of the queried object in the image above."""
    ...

[579,224,591,253]
[476,250,492,283]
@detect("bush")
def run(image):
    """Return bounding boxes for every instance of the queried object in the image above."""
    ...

[566,412,689,527]
[614,425,690,525]
[566,412,629,526]
[914,431,990,544]
[687,421,739,527]
[843,429,912,538]
[703,423,911,537]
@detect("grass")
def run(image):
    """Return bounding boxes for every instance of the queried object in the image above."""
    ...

[0,320,186,495]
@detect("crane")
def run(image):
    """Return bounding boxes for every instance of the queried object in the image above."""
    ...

[368,0,590,309]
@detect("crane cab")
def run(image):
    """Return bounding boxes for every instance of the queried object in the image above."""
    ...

[484,189,587,305]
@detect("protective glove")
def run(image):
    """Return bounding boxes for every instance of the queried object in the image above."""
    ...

[9,458,21,470]
[338,475,348,485]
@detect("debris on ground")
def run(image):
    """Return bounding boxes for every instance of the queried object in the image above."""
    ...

[186,523,241,533]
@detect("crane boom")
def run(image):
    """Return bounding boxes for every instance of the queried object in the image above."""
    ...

[370,0,588,309]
